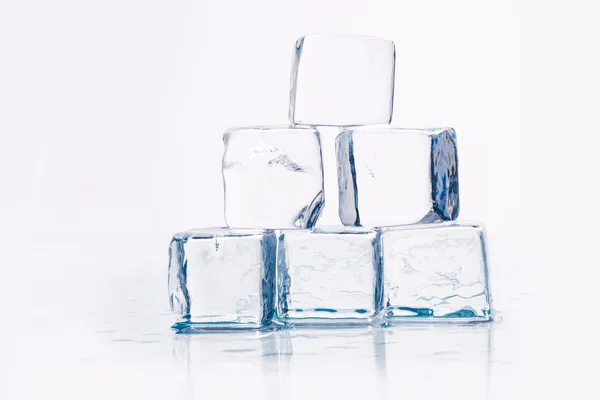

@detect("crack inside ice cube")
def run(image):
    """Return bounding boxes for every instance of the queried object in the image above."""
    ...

[267,153,307,172]
[250,143,279,157]
[222,160,242,169]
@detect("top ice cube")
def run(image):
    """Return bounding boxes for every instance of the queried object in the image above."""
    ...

[289,34,396,126]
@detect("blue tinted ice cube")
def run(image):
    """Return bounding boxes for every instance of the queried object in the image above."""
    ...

[336,127,459,227]
[275,228,382,326]
[381,222,492,322]
[168,228,276,332]
[223,126,324,229]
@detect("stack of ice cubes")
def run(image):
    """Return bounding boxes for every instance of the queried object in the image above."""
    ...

[169,34,493,333]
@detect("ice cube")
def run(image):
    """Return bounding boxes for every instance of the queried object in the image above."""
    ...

[289,34,396,126]
[380,222,492,322]
[336,127,459,227]
[168,228,277,332]
[223,126,324,229]
[275,227,383,326]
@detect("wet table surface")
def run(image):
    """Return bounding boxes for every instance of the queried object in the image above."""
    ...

[2,231,534,399]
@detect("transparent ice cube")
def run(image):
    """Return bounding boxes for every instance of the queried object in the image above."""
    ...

[289,34,396,126]
[168,228,276,332]
[380,222,492,322]
[275,228,383,326]
[223,126,324,229]
[336,126,459,227]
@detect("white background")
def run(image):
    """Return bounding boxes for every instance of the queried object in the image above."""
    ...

[0,0,597,398]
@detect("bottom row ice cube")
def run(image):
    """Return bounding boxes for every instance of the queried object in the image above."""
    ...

[276,228,382,325]
[381,224,491,321]
[168,229,276,331]
[168,223,492,332]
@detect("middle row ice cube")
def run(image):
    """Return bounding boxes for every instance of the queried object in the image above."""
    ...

[223,126,325,229]
[222,126,459,228]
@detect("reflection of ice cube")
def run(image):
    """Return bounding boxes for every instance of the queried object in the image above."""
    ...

[223,126,324,229]
[381,222,492,322]
[275,228,382,326]
[168,228,276,331]
[290,34,396,126]
[266,328,384,399]
[336,127,459,226]
[380,324,491,399]
[173,330,286,399]
[172,325,491,399]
